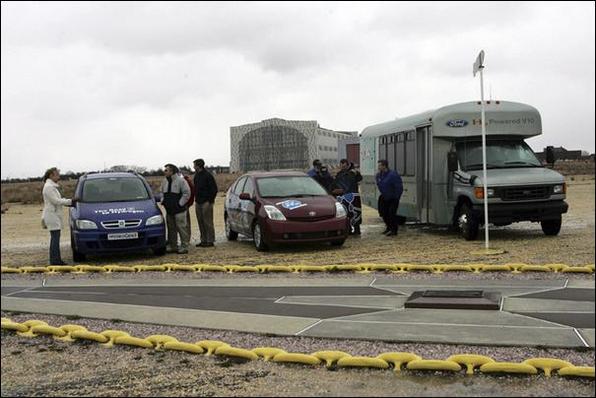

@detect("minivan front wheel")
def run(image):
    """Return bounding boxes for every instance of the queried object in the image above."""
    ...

[458,203,479,241]
[541,217,562,236]
[252,222,269,252]
[70,233,86,262]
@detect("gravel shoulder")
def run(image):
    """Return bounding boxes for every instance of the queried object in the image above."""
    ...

[2,312,595,397]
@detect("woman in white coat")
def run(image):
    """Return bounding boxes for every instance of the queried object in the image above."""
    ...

[42,168,75,265]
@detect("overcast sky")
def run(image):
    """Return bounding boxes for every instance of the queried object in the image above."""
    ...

[1,1,594,179]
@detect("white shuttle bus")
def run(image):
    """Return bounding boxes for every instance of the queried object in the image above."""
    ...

[359,101,568,240]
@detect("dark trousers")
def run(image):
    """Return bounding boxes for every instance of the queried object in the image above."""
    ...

[379,197,400,233]
[49,230,62,264]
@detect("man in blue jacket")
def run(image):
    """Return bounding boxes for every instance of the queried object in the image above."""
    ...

[375,159,403,236]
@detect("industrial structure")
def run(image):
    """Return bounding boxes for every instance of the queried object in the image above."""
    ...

[230,118,356,172]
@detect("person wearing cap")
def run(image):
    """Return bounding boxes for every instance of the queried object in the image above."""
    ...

[41,167,75,265]
[160,164,191,253]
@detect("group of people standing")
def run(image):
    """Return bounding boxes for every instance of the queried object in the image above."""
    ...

[40,157,403,264]
[160,159,218,254]
[307,158,403,237]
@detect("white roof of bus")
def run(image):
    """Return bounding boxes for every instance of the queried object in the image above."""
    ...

[361,101,541,138]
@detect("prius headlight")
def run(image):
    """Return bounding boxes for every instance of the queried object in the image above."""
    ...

[76,219,98,230]
[335,202,347,218]
[146,215,164,226]
[264,205,286,221]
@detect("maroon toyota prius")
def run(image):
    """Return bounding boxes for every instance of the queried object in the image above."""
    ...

[224,171,349,251]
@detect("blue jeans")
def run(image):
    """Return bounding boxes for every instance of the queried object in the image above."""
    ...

[49,230,63,264]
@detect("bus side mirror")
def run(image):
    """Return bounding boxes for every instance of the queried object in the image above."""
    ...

[447,152,458,172]
[545,146,556,165]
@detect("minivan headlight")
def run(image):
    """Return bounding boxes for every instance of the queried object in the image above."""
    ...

[264,205,286,221]
[553,184,566,194]
[76,219,98,230]
[146,215,164,226]
[335,202,347,218]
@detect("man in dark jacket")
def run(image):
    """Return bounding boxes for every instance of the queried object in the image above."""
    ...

[332,159,363,235]
[193,158,218,247]
[375,159,403,236]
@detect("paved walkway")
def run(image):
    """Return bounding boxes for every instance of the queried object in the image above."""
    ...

[2,277,593,348]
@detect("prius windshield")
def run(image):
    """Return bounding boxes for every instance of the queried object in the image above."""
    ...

[81,177,150,203]
[257,176,328,198]
[457,140,543,171]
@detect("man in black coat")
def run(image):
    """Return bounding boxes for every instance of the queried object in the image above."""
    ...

[193,158,218,247]
[332,159,363,235]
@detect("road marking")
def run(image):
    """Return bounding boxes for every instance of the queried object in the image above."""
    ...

[573,328,591,347]
[294,319,323,336]
[2,287,36,297]
[20,290,107,296]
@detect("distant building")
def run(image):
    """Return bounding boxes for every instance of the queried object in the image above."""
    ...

[206,166,230,175]
[535,147,590,162]
[230,118,356,172]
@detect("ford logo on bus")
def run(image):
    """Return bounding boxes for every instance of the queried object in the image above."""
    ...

[446,119,468,128]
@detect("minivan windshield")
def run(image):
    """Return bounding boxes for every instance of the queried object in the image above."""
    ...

[257,176,329,198]
[81,177,150,203]
[457,140,543,171]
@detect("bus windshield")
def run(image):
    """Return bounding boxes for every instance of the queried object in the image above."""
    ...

[457,140,543,171]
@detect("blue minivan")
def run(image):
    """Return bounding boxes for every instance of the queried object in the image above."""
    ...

[69,172,166,261]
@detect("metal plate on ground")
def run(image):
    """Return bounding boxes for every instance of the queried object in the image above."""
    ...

[405,290,501,310]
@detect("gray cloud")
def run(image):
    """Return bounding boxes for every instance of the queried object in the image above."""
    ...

[1,1,594,179]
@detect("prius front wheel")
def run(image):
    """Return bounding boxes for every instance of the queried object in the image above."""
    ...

[252,222,269,252]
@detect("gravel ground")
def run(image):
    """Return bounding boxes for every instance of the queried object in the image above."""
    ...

[1,178,594,268]
[2,312,595,397]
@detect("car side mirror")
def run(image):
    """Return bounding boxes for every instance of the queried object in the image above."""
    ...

[447,151,459,172]
[239,193,252,201]
[545,146,556,165]
[154,193,163,202]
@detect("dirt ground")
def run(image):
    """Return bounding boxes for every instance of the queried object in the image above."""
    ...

[1,176,594,267]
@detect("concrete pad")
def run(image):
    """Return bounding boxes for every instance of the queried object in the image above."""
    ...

[1,296,317,336]
[566,280,596,289]
[512,312,594,329]
[300,320,583,347]
[504,298,595,312]
[513,288,595,302]
[278,295,408,309]
[578,329,595,347]
[329,308,563,327]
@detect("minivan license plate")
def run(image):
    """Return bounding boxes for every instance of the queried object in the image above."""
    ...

[107,232,138,240]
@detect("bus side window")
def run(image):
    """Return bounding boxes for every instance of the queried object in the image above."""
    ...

[405,131,416,176]
[396,133,406,175]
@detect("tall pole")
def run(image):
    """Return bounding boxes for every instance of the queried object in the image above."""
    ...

[479,66,489,250]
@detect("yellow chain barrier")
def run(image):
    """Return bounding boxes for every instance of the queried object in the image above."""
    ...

[2,263,594,275]
[1,317,594,379]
